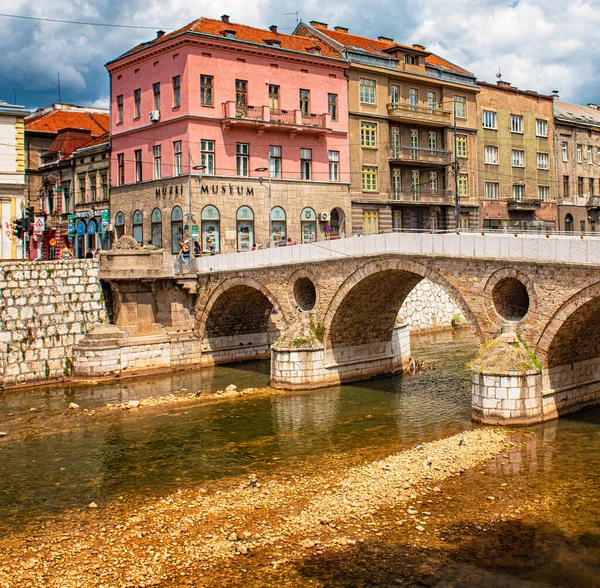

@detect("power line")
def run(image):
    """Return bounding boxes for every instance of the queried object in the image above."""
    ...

[0,12,170,31]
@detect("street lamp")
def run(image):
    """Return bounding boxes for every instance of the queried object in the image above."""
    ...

[439,94,460,230]
[187,148,205,243]
[254,166,273,248]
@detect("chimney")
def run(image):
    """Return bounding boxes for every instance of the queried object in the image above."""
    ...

[497,80,511,88]
[378,36,393,44]
[551,90,560,100]
[156,30,165,39]
[334,26,349,33]
[269,25,278,34]
[221,14,230,23]
[309,21,328,30]
[588,103,598,110]
[412,43,426,51]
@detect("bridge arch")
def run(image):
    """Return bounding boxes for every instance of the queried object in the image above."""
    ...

[322,258,484,349]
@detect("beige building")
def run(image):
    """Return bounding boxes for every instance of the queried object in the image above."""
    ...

[296,22,480,232]
[554,99,600,232]
[477,81,557,230]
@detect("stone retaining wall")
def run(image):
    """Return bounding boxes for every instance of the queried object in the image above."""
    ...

[0,260,106,387]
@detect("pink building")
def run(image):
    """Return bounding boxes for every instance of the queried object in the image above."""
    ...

[106,15,350,253]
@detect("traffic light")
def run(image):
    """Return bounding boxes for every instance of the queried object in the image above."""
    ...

[26,205,34,224]
[11,218,25,240]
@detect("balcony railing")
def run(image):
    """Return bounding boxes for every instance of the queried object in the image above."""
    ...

[223,103,328,129]
[387,102,452,126]
[390,187,453,205]
[507,199,541,210]
[588,197,600,207]
[387,145,452,166]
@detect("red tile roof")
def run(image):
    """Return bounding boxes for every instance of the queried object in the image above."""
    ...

[77,132,110,150]
[315,28,473,77]
[117,17,342,61]
[46,129,94,159]
[25,110,109,136]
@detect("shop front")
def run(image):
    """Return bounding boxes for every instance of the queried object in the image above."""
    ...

[236,205,254,251]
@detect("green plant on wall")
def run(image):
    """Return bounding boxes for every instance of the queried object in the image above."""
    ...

[63,357,73,376]
[310,321,325,342]
[44,360,50,379]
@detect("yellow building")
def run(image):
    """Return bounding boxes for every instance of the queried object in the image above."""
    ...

[296,22,480,232]
[0,98,27,259]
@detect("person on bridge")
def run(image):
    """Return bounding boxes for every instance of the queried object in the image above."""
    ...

[178,239,191,270]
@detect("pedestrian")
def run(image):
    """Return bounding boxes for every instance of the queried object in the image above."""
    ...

[287,237,295,246]
[93,247,101,258]
[60,243,74,260]
[193,239,201,257]
[143,239,156,250]
[324,222,332,240]
[84,249,94,259]
[179,239,191,269]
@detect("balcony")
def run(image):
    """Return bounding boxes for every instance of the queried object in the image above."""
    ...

[588,197,600,208]
[390,188,453,205]
[46,212,69,227]
[507,199,541,211]
[387,145,452,166]
[387,103,452,126]
[222,103,329,134]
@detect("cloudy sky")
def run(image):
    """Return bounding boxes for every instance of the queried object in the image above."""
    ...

[0,0,598,110]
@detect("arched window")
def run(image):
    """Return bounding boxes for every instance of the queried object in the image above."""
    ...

[151,208,162,249]
[171,205,183,254]
[201,205,220,253]
[87,220,97,254]
[76,220,87,258]
[115,211,125,238]
[271,206,286,243]
[300,207,316,243]
[236,205,254,251]
[565,214,574,232]
[133,210,143,243]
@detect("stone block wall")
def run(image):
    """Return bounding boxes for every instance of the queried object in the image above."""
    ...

[0,260,106,387]
[398,279,464,331]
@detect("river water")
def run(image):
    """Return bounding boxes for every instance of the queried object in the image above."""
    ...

[1,330,599,585]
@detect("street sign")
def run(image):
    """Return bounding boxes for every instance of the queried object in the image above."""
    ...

[33,216,45,236]
[191,224,199,237]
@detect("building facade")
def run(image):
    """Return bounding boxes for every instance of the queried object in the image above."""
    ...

[106,16,350,254]
[477,81,557,230]
[25,104,109,258]
[553,99,600,232]
[295,21,480,233]
[0,98,27,259]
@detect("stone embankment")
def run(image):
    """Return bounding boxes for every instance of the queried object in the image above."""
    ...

[0,260,106,387]
[0,428,516,587]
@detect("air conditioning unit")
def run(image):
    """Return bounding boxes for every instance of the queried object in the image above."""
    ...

[149,110,161,123]
[319,212,331,222]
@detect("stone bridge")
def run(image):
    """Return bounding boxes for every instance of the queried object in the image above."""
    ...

[88,232,600,425]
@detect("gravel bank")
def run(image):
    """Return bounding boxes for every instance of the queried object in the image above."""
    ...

[0,428,516,588]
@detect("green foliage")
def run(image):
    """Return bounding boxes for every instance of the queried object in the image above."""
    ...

[292,337,309,347]
[516,333,542,370]
[310,321,325,342]
[63,357,73,377]
[451,313,463,328]
[44,360,50,379]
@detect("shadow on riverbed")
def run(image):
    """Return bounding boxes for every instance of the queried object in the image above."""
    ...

[295,520,600,587]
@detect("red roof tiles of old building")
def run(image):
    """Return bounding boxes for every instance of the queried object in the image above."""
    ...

[25,109,109,136]
[115,16,341,62]
[45,129,94,159]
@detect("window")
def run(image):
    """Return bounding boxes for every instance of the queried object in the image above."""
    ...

[153,82,160,111]
[171,206,183,254]
[116,95,123,124]
[428,131,437,151]
[115,211,125,239]
[201,140,215,175]
[133,88,141,118]
[328,93,338,120]
[484,145,498,165]
[427,91,436,112]
[172,76,181,107]
[456,135,467,157]
[89,174,97,202]
[133,210,143,243]
[100,174,107,200]
[117,153,124,186]
[269,85,280,110]
[78,174,86,203]
[562,142,568,162]
[269,145,281,178]
[577,144,582,163]
[392,169,401,198]
[410,129,419,149]
[485,182,499,199]
[510,114,523,133]
[454,95,466,118]
[536,119,548,137]
[563,175,570,198]
[538,185,550,202]
[597,148,600,164]
[236,143,249,176]
[235,79,247,109]
[174,141,182,176]
[482,110,497,129]
[409,88,418,109]
[412,170,420,196]
[329,151,339,181]
[360,121,377,148]
[300,148,312,180]
[578,177,584,197]
[536,152,549,170]
[590,178,595,197]
[359,78,376,104]
[588,146,594,164]
[363,209,379,234]
[135,149,142,182]
[299,89,310,115]
[430,171,438,192]
[458,173,468,196]
[581,219,586,233]
[201,75,213,106]
[151,208,162,248]
[390,85,400,105]
[512,149,525,167]
[390,127,400,157]
[404,54,418,65]
[153,145,161,179]
[512,184,525,201]
[362,166,377,191]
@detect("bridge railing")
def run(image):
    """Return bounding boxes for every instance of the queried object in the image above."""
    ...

[195,230,600,274]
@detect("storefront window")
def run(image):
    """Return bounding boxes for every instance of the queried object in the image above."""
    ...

[301,207,317,243]
[133,210,143,243]
[76,220,86,258]
[151,208,162,248]
[87,220,97,252]
[201,205,220,253]
[236,206,254,251]
[115,211,125,239]
[271,206,286,243]
[171,206,183,254]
